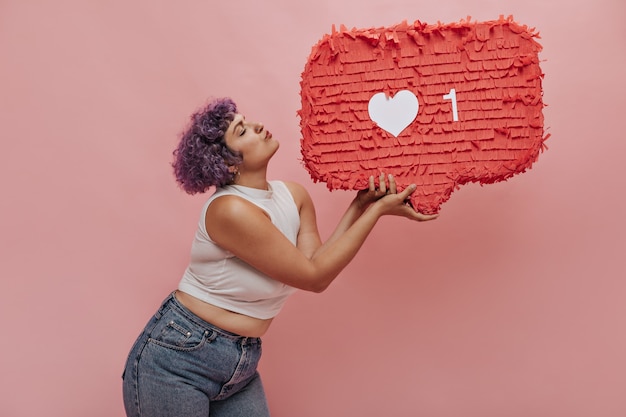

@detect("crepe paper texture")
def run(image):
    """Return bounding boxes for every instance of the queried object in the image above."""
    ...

[299,16,548,214]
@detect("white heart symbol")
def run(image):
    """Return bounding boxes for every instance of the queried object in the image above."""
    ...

[367,90,419,137]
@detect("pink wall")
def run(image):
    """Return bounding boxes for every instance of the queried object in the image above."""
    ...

[1,0,624,416]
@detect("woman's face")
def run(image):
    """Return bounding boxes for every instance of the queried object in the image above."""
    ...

[224,113,279,171]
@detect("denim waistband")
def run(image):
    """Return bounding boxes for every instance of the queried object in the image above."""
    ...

[159,291,262,346]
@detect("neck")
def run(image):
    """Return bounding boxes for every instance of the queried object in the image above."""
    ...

[232,171,269,190]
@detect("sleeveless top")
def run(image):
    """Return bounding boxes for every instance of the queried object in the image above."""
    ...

[178,180,299,319]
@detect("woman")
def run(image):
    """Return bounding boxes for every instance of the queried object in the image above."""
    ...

[122,97,437,417]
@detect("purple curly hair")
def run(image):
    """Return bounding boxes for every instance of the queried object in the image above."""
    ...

[172,98,242,194]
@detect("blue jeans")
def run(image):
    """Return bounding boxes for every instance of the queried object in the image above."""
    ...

[122,292,270,417]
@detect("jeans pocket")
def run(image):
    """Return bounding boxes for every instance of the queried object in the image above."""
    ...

[148,309,213,352]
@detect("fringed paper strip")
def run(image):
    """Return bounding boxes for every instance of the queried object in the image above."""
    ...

[299,16,547,214]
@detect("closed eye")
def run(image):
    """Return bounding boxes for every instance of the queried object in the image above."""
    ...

[234,116,247,137]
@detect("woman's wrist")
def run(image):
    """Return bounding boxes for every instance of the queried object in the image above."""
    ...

[351,195,368,212]
[362,199,385,219]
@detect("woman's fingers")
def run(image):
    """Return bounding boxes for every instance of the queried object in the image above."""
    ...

[416,212,439,221]
[387,174,397,194]
[363,173,441,221]
[410,208,439,221]
[399,183,416,198]
[378,173,387,194]
[368,175,376,192]
[368,174,439,221]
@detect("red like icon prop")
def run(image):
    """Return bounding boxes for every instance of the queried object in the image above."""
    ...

[299,16,548,214]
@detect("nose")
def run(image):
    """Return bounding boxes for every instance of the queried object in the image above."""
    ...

[254,122,264,133]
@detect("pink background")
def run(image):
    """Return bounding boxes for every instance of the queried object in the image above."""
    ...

[1,1,624,416]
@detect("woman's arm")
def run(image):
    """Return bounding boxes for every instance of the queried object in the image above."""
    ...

[283,178,373,260]
[308,173,400,261]
[206,176,436,293]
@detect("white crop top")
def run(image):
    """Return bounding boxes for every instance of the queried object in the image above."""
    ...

[178,180,299,319]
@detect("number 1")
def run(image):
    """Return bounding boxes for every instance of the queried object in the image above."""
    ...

[443,88,459,122]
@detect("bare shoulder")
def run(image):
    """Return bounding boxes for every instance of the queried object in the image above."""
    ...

[207,194,263,216]
[203,193,308,276]
[205,195,269,235]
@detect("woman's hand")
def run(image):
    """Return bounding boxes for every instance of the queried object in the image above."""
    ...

[355,173,395,209]
[363,173,439,222]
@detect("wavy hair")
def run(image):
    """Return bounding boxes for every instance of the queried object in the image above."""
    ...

[172,98,242,194]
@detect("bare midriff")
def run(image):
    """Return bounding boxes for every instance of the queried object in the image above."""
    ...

[174,290,273,338]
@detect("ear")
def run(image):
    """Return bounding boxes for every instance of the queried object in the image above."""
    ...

[227,165,239,174]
